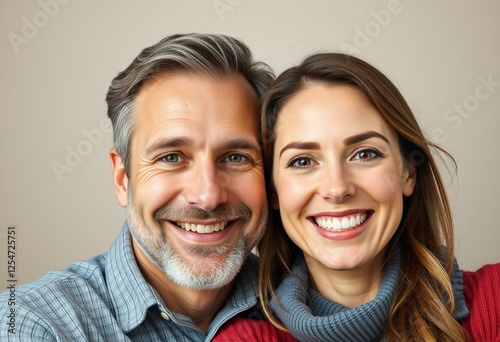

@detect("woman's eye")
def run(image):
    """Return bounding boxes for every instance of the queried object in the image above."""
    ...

[288,156,315,169]
[353,149,382,161]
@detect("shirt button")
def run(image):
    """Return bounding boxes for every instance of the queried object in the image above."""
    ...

[161,312,170,321]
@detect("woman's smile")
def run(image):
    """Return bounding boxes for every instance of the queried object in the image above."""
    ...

[272,83,416,272]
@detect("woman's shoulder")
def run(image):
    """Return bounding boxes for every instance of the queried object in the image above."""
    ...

[462,263,500,297]
[461,263,500,341]
[213,318,298,342]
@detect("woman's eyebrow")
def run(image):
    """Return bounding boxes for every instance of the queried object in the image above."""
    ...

[278,131,389,158]
[279,142,320,158]
[343,131,389,145]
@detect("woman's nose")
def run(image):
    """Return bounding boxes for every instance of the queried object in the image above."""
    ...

[318,165,355,203]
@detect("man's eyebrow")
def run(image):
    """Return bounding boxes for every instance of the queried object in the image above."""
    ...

[279,142,320,158]
[145,137,191,155]
[343,131,390,145]
[145,137,261,155]
[221,139,261,152]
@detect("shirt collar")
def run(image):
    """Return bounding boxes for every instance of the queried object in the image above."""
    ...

[106,221,163,333]
[229,252,259,308]
[106,222,261,334]
[206,253,260,340]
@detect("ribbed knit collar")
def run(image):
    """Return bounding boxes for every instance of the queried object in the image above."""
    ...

[272,250,469,342]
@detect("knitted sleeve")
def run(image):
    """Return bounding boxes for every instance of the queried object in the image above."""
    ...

[213,318,298,342]
[461,263,500,341]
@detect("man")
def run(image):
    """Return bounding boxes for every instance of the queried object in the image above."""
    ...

[0,33,274,341]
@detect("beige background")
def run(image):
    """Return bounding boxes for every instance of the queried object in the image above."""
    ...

[1,0,499,286]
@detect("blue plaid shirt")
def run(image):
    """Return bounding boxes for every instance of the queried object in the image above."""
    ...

[0,222,261,341]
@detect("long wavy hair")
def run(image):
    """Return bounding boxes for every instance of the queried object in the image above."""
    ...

[258,53,467,341]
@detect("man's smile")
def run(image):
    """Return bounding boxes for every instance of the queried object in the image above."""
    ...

[174,221,231,234]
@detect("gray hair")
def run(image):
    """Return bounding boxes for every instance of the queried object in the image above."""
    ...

[105,33,274,174]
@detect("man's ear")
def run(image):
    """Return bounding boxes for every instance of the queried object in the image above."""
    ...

[402,163,417,197]
[109,147,128,207]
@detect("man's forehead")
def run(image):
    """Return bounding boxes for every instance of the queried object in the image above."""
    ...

[132,73,259,136]
[135,73,257,116]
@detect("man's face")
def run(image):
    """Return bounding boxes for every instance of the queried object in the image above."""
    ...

[114,72,267,290]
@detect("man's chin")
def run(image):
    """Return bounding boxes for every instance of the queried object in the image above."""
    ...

[164,244,247,290]
[165,262,242,290]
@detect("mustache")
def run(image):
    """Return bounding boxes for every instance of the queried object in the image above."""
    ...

[154,203,252,223]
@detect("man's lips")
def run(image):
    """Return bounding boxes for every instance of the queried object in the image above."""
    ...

[173,221,232,234]
[312,211,371,232]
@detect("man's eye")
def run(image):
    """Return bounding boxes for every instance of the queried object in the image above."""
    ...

[161,154,182,163]
[226,154,248,163]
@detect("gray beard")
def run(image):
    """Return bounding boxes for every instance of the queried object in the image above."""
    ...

[126,197,260,290]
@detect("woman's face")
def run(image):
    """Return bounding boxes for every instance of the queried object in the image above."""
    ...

[272,84,416,273]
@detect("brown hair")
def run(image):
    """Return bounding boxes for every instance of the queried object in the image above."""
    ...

[258,53,467,341]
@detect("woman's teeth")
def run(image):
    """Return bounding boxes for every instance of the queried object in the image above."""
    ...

[315,213,368,231]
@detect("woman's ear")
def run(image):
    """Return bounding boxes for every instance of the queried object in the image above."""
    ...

[109,147,128,207]
[271,192,280,210]
[402,163,417,197]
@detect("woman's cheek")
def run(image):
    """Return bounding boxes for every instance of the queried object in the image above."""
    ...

[276,176,311,216]
[364,170,405,204]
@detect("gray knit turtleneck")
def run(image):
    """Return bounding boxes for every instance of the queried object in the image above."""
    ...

[271,251,469,342]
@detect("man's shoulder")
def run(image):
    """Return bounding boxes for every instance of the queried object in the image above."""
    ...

[0,225,131,315]
[1,253,108,304]
[0,255,123,341]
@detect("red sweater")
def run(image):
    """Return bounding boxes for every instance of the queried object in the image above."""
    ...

[213,263,500,341]
[461,263,500,341]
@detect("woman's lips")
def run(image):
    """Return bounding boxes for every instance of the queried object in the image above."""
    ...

[313,211,369,232]
[310,211,373,241]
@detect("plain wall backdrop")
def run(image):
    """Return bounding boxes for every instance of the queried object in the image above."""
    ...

[1,0,499,286]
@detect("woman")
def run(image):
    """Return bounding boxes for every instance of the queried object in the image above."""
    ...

[255,52,499,342]
[213,53,499,341]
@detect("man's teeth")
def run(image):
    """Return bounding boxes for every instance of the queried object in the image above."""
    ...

[176,222,228,234]
[315,213,368,231]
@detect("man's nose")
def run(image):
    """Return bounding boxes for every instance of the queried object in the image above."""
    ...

[183,162,228,210]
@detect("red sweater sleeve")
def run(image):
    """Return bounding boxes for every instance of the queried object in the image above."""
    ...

[461,263,500,341]
[213,318,298,342]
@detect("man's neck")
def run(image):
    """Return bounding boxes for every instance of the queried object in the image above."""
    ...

[132,239,233,332]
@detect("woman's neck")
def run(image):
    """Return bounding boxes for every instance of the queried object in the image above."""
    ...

[304,251,386,308]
